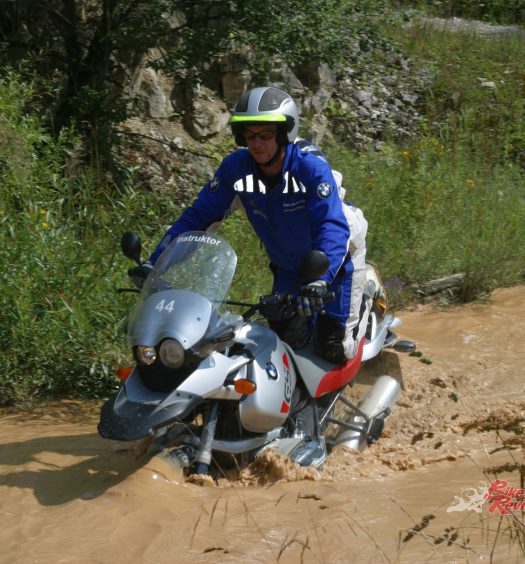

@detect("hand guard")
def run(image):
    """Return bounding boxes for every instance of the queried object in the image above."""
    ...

[296,280,328,317]
[128,262,153,289]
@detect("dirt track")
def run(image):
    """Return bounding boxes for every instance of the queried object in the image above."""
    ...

[0,286,524,563]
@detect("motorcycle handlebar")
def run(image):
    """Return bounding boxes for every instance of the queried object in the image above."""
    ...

[255,290,335,321]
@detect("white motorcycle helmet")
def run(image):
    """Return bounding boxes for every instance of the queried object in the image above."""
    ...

[229,86,299,147]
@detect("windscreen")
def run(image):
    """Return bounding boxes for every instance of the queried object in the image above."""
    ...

[141,231,237,304]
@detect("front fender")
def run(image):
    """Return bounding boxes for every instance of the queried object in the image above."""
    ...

[98,369,202,441]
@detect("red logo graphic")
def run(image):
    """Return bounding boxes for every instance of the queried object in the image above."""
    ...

[484,479,525,515]
[280,353,292,413]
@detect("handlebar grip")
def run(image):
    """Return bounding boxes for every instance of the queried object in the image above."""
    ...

[324,291,336,302]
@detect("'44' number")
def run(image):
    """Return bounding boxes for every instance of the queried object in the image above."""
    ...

[155,299,175,313]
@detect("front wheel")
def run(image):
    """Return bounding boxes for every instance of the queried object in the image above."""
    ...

[143,447,190,482]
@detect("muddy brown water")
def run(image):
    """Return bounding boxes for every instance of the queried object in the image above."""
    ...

[1,286,524,563]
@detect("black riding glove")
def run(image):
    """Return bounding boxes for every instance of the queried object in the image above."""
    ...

[296,280,327,317]
[128,262,153,289]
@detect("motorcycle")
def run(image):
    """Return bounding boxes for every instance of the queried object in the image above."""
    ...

[98,231,411,474]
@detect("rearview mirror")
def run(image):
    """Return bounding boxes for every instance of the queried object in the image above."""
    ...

[300,250,329,280]
[121,231,142,265]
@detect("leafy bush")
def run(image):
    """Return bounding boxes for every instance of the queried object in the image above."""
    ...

[0,69,275,407]
[0,70,161,406]
[224,0,395,77]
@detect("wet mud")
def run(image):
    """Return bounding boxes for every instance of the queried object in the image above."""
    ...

[1,286,524,563]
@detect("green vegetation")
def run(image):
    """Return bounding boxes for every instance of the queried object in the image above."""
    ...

[331,139,525,302]
[1,7,525,407]
[327,24,525,301]
[1,71,139,405]
[398,0,525,25]
[231,0,394,79]
[0,69,270,407]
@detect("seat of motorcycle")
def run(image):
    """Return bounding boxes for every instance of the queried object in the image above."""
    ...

[293,343,337,373]
[290,339,365,398]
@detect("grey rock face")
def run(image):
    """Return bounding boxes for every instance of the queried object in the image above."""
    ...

[132,67,174,119]
[184,85,230,139]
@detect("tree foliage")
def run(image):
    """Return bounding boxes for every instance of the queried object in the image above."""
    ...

[0,1,184,162]
[0,0,391,164]
[226,0,392,75]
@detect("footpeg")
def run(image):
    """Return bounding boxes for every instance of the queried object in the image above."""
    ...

[393,339,416,353]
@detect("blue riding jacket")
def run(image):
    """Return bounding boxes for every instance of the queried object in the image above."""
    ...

[149,141,351,292]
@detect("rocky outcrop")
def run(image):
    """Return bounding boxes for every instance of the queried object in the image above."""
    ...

[328,60,426,150]
[132,66,174,119]
[122,41,429,195]
[414,14,525,37]
[220,51,252,106]
[183,84,230,139]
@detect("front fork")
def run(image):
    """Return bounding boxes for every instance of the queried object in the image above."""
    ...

[193,401,219,475]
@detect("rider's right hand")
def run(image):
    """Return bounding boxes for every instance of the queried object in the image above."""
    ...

[128,262,153,289]
[296,280,328,317]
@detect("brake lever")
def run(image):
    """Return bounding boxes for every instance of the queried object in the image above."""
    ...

[117,288,141,294]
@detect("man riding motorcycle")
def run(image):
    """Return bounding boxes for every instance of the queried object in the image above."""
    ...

[130,86,370,365]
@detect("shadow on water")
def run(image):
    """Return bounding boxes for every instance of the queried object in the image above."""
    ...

[0,432,146,506]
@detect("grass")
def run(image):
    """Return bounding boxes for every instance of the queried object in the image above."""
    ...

[328,138,525,304]
[326,21,525,304]
[398,0,525,26]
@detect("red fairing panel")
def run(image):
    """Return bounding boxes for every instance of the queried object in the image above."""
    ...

[314,338,365,398]
[280,353,292,413]
[280,400,290,414]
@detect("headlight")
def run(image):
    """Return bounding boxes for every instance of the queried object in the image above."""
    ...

[135,345,157,365]
[159,339,185,369]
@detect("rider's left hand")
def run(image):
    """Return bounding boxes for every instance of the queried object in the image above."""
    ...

[296,280,327,317]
